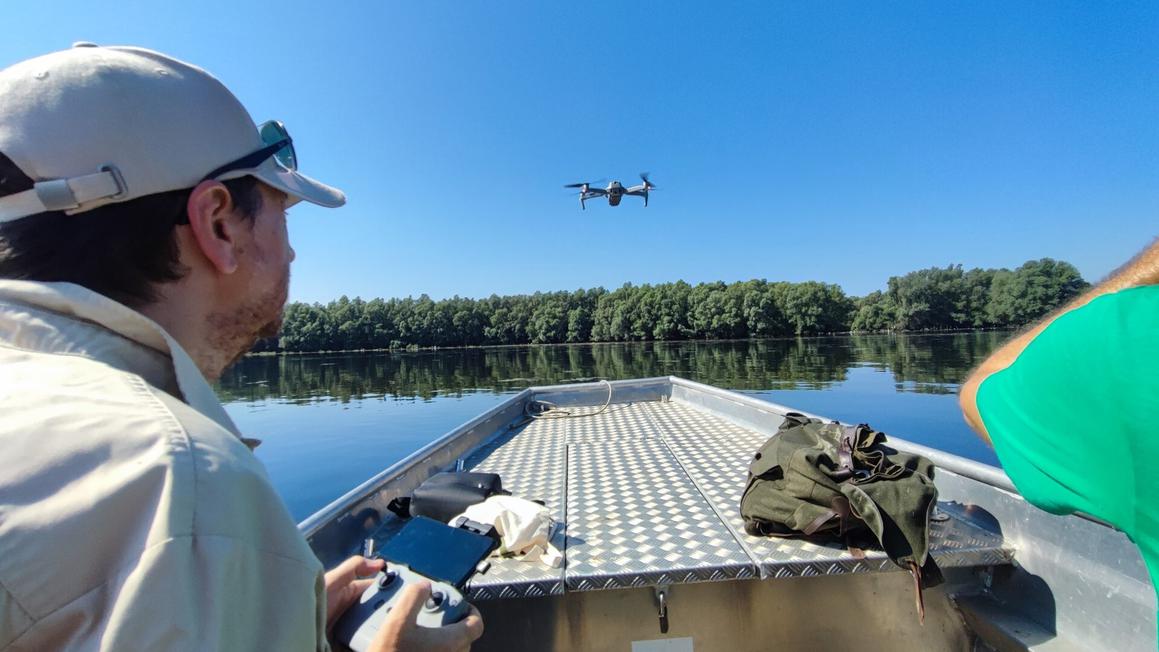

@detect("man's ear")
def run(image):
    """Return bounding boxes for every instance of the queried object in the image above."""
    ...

[185,180,248,275]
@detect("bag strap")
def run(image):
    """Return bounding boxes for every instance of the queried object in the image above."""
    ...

[837,423,909,485]
[832,424,859,481]
[908,560,926,624]
[802,509,837,536]
[830,496,852,536]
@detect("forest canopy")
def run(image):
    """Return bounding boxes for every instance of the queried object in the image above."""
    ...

[266,258,1087,353]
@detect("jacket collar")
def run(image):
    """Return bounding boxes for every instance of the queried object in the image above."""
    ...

[0,280,254,447]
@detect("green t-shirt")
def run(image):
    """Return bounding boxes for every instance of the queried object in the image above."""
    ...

[977,285,1159,613]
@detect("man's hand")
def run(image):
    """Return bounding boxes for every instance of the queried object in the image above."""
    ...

[325,555,387,631]
[369,581,485,652]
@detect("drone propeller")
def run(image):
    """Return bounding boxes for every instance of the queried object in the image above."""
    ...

[566,178,607,187]
[639,172,656,189]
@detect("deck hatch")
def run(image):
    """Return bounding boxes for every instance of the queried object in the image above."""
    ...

[562,403,758,591]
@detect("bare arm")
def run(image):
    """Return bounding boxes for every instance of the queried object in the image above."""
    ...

[959,239,1159,442]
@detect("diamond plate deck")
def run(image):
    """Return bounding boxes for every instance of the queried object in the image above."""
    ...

[450,404,652,598]
[644,400,1012,577]
[459,415,569,600]
[368,395,1010,602]
[563,405,757,591]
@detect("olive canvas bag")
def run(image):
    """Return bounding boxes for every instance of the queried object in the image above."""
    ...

[739,412,943,619]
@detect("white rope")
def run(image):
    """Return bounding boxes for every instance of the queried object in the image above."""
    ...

[523,379,614,419]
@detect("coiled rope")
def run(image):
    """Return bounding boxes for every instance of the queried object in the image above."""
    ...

[523,379,614,419]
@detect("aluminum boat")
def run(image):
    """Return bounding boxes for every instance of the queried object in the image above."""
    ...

[301,377,1156,651]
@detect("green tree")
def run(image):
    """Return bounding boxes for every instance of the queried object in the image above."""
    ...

[851,291,897,332]
[886,266,969,331]
[527,293,568,344]
[652,281,692,340]
[689,282,743,339]
[774,281,853,335]
[988,258,1087,326]
[740,280,787,337]
[952,268,994,328]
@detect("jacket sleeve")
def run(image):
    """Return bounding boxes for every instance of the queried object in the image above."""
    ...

[97,534,329,652]
[93,391,333,652]
[8,532,329,652]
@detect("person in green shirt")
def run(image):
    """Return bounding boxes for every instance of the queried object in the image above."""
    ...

[959,240,1159,613]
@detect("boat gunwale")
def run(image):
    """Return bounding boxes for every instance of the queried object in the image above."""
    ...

[298,387,534,540]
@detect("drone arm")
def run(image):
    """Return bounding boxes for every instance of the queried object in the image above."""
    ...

[621,189,650,206]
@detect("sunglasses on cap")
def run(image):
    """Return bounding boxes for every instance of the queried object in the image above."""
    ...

[169,121,295,225]
[202,120,297,181]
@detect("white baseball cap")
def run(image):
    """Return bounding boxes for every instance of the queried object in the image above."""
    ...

[0,43,345,223]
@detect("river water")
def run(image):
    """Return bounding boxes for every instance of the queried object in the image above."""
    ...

[215,332,1008,521]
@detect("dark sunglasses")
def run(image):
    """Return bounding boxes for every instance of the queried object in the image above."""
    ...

[175,121,296,225]
[202,120,297,181]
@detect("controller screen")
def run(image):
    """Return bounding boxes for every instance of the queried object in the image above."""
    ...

[380,516,496,587]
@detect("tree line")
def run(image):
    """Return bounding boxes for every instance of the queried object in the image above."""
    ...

[265,258,1087,353]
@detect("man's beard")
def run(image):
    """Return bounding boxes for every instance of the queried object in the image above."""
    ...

[256,306,285,339]
[210,267,290,373]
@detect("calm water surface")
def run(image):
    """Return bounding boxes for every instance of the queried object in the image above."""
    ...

[216,332,1008,521]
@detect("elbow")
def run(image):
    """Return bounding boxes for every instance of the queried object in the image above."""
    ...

[958,375,992,444]
[958,374,978,416]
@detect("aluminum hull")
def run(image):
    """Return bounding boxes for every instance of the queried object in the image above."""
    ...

[302,377,1155,651]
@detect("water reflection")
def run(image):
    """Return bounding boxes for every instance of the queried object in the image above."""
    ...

[217,332,1008,404]
[220,332,1010,520]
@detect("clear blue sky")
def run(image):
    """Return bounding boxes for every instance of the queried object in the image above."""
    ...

[3,2,1157,302]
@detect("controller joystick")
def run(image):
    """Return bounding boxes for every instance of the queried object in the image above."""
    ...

[333,564,470,652]
[377,569,397,589]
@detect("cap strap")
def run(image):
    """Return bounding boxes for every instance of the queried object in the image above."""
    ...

[0,168,125,224]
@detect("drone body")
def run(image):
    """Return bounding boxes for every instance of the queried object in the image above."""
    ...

[565,174,655,210]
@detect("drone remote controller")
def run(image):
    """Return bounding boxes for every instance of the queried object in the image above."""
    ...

[333,564,470,652]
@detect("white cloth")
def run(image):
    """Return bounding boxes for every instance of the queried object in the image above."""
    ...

[454,496,564,568]
[0,280,328,651]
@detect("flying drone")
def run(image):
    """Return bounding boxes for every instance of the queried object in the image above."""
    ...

[564,173,655,209]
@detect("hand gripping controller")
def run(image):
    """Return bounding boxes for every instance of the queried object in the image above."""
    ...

[333,564,471,652]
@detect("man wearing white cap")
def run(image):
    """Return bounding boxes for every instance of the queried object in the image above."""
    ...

[0,44,482,651]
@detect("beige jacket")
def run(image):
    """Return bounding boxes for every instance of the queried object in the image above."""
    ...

[0,281,328,651]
